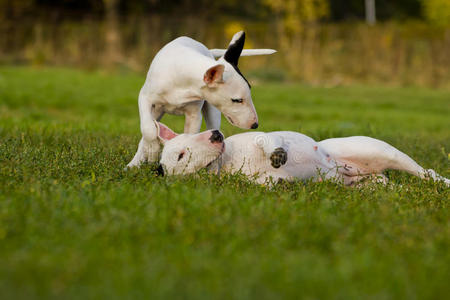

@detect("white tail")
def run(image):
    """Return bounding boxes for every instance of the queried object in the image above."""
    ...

[210,48,277,58]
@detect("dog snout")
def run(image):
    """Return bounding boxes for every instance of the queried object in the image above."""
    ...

[209,130,224,143]
[251,122,258,129]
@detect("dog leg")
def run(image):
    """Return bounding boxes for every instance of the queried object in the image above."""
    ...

[151,104,165,121]
[201,101,221,130]
[138,92,156,142]
[319,136,450,186]
[127,93,162,168]
[184,104,203,134]
[342,173,389,186]
[127,137,161,168]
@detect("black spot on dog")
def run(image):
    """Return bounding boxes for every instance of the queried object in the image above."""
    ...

[270,147,288,168]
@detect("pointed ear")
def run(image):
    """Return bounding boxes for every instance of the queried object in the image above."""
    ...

[155,121,178,144]
[224,31,245,66]
[203,64,225,87]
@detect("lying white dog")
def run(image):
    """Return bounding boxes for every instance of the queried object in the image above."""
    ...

[154,122,450,186]
[127,31,276,168]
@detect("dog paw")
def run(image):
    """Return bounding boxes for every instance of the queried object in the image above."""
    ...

[270,147,287,168]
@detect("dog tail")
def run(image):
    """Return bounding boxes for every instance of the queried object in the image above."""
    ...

[210,49,276,58]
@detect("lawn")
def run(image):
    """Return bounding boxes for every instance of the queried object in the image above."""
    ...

[0,66,449,299]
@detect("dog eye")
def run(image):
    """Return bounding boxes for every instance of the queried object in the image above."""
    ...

[231,98,243,103]
[178,152,184,161]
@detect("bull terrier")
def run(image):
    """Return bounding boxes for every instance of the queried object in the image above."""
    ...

[127,31,276,168]
[155,122,450,186]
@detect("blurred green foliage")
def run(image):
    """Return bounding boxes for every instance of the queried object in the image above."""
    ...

[422,0,450,26]
[263,0,329,34]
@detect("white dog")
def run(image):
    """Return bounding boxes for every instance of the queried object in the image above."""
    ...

[154,122,450,186]
[127,31,276,168]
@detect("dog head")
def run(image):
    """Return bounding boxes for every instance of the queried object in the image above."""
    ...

[201,31,258,130]
[156,122,225,176]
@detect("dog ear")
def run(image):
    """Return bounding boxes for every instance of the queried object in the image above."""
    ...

[156,163,165,176]
[224,31,245,66]
[203,64,225,87]
[156,121,178,144]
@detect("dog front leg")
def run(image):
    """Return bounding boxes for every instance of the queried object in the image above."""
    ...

[201,101,221,130]
[184,105,203,134]
[127,93,162,168]
[127,137,161,168]
[138,93,158,142]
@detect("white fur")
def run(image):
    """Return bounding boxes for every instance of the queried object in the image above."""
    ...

[159,127,450,186]
[127,32,275,168]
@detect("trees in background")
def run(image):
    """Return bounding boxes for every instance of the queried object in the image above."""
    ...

[1,0,449,25]
[263,0,329,34]
[365,0,376,25]
[1,0,449,87]
[422,0,450,26]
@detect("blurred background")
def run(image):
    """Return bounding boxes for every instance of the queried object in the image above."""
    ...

[1,0,450,87]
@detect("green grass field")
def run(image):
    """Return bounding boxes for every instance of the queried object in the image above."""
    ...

[0,66,449,299]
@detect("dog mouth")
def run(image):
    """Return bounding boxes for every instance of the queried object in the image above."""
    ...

[224,115,235,125]
[224,115,256,130]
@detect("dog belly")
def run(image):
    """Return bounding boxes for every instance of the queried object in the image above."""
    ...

[155,100,202,116]
[221,132,333,183]
[221,152,327,183]
[161,105,186,115]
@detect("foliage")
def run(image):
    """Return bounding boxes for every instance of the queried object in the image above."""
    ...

[2,19,450,87]
[0,66,449,299]
[422,0,450,26]
[264,0,329,34]
[0,0,432,21]
[1,1,449,87]
[327,0,422,21]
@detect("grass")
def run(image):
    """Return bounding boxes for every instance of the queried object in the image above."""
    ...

[0,66,449,299]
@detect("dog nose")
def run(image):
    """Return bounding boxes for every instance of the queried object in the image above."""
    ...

[209,130,224,143]
[251,122,258,129]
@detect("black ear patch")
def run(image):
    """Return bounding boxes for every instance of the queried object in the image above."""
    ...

[224,32,245,67]
[156,164,165,176]
[223,32,251,89]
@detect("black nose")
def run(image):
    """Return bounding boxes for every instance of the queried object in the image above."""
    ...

[251,122,258,129]
[209,130,224,143]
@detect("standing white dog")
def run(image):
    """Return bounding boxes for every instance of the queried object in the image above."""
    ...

[154,122,450,186]
[127,31,276,168]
